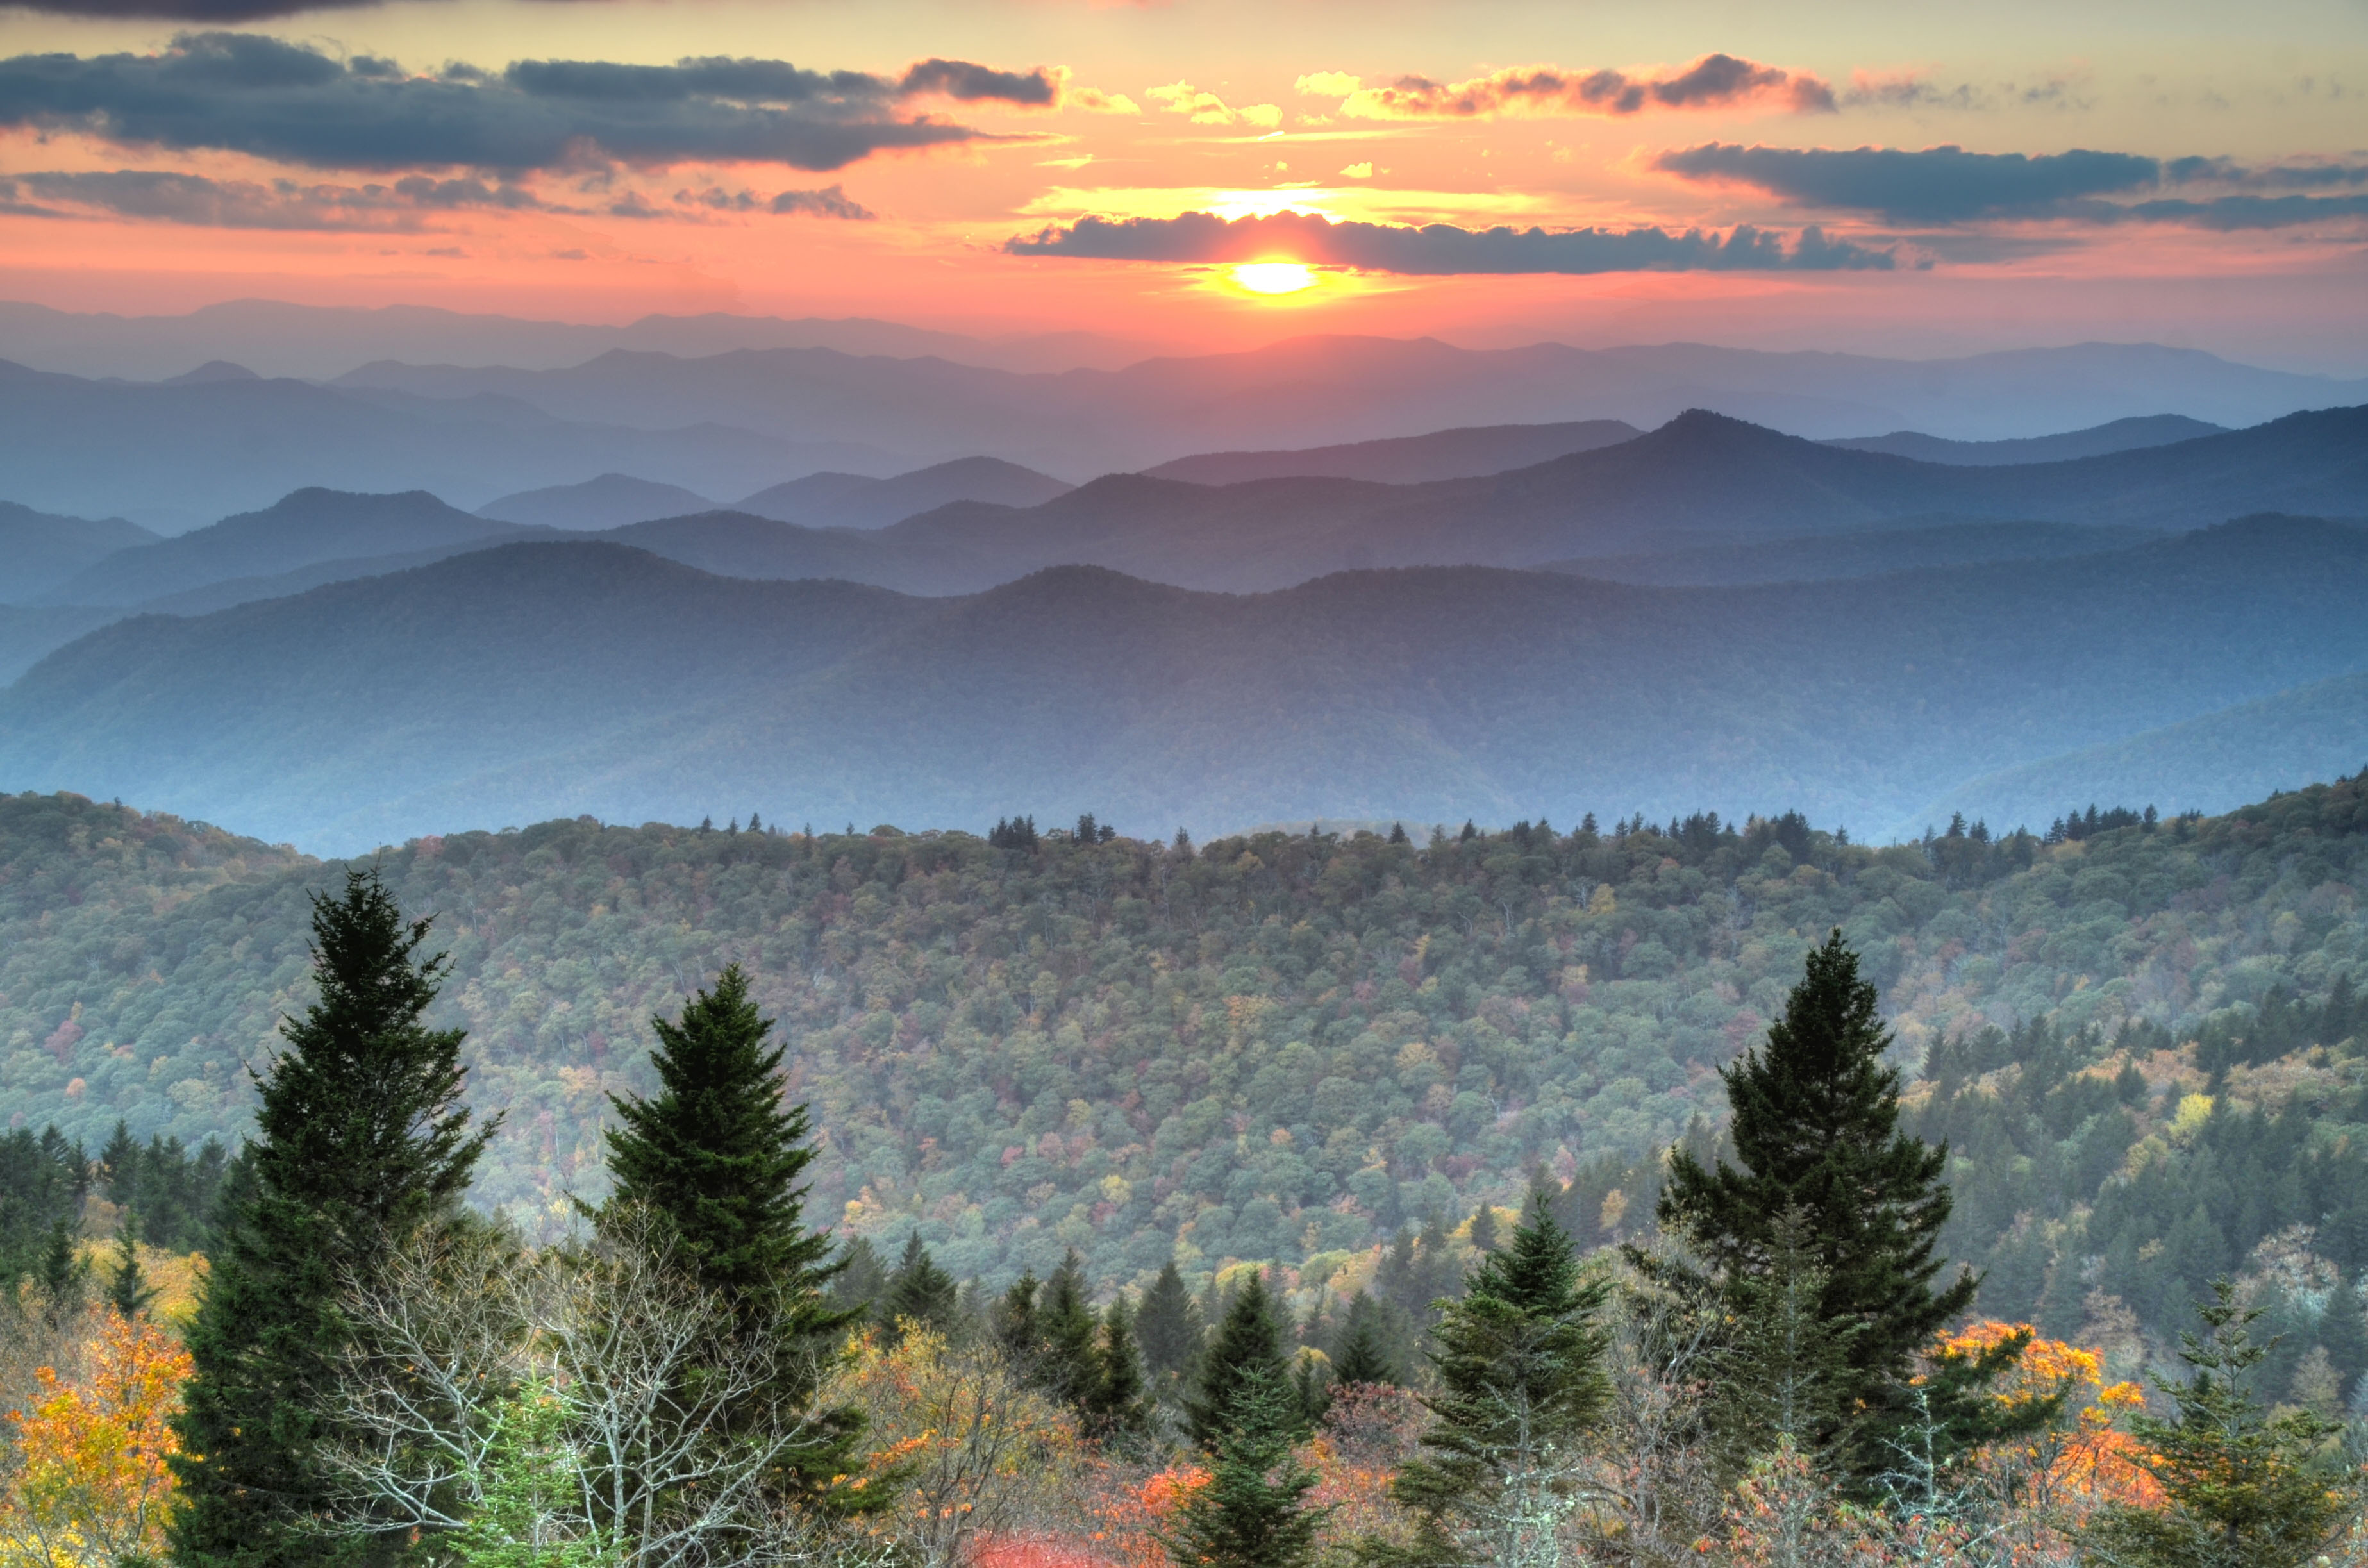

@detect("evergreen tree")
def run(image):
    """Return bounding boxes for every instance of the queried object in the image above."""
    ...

[1137,1261,1202,1390]
[101,1120,140,1206]
[994,1272,1042,1373]
[105,1214,157,1318]
[1035,1251,1103,1410]
[1331,1293,1399,1388]
[172,867,494,1568]
[881,1232,959,1339]
[1468,1205,1499,1255]
[1653,930,1972,1469]
[1189,1271,1294,1452]
[1380,1197,1610,1568]
[1710,1205,1858,1476]
[830,1235,891,1321]
[1082,1298,1149,1442]
[35,1217,83,1326]
[2086,1280,2353,1568]
[600,963,864,1505]
[1162,1364,1329,1568]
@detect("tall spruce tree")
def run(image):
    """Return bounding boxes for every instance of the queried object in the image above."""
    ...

[881,1232,960,1339]
[601,964,864,1505]
[1188,1271,1294,1451]
[1162,1364,1329,1568]
[1081,1299,1150,1442]
[1331,1293,1400,1389]
[1136,1261,1203,1390]
[830,1235,891,1321]
[172,868,493,1568]
[1379,1195,1610,1568]
[1653,930,1972,1470]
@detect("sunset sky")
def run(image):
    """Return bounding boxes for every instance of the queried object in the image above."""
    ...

[2,0,2364,366]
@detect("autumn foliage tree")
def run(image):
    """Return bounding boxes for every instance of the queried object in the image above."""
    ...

[1,1308,192,1568]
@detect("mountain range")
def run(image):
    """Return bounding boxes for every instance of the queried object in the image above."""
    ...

[2,512,2362,853]
[10,322,2365,527]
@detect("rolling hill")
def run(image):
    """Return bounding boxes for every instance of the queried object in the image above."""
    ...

[1537,521,2162,587]
[3,514,2365,853]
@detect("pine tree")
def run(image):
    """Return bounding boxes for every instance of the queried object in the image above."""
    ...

[1189,1271,1294,1452]
[105,1214,157,1318]
[1380,1196,1609,1568]
[994,1271,1042,1372]
[1468,1205,1499,1255]
[1082,1298,1149,1442]
[35,1217,83,1326]
[1035,1251,1103,1410]
[172,867,494,1568]
[2086,1280,2353,1568]
[831,1235,890,1321]
[1331,1292,1399,1388]
[1653,930,1972,1471]
[1162,1364,1329,1568]
[601,963,864,1505]
[881,1231,959,1338]
[101,1120,140,1207]
[1712,1205,1858,1476]
[1137,1260,1202,1391]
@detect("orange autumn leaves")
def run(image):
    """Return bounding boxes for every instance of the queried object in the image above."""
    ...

[1934,1319,2160,1509]
[1,1310,192,1568]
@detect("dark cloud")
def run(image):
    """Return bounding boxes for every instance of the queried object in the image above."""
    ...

[1656,140,2368,229]
[0,32,1051,172]
[1005,209,1894,274]
[1655,142,2158,222]
[0,165,875,228]
[897,58,1058,105]
[2,0,381,21]
[1324,53,1833,119]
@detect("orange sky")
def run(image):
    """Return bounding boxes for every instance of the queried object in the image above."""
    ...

[2,0,2365,367]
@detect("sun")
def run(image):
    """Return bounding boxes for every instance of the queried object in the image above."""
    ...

[1231,261,1317,296]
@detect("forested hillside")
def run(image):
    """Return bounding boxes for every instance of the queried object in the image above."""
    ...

[2,771,2362,1356]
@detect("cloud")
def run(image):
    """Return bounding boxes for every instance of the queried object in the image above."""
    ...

[896,58,1056,105]
[0,32,1054,172]
[1654,140,2368,228]
[768,183,873,218]
[4,0,394,21]
[1063,87,1140,115]
[1654,142,2160,222]
[0,165,876,227]
[1146,80,1281,128]
[1005,208,1892,273]
[1340,162,1372,178]
[1303,54,1835,121]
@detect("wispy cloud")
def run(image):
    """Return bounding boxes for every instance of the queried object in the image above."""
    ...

[1146,80,1280,128]
[1005,208,1893,273]
[1299,55,1835,121]
[0,32,1060,172]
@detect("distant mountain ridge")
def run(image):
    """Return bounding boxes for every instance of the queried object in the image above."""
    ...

[4,513,2365,853]
[478,474,715,530]
[1142,419,1642,485]
[1824,413,2229,465]
[0,503,158,603]
[736,457,1072,529]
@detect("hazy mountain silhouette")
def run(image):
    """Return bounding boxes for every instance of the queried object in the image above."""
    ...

[42,489,542,605]
[0,298,1159,381]
[0,607,129,685]
[1537,520,2164,587]
[1142,419,1642,484]
[4,515,2364,853]
[0,357,898,527]
[478,473,716,530]
[1824,413,2228,465]
[331,338,2368,480]
[0,503,159,603]
[1915,667,2368,835]
[736,456,1072,528]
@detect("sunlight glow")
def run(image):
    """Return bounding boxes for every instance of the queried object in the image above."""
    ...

[1233,262,1317,295]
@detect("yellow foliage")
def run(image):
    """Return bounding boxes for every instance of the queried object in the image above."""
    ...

[0,1310,192,1568]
